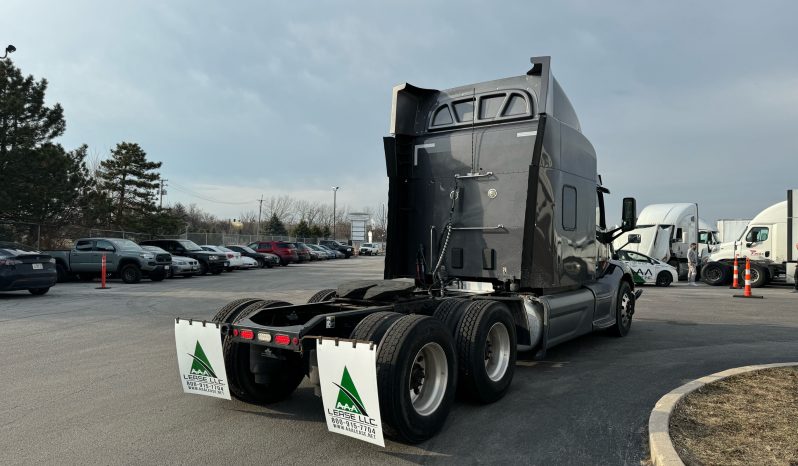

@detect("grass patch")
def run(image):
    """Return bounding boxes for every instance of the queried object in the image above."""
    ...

[669,366,798,465]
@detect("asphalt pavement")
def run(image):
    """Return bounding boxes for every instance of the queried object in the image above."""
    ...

[1,257,797,465]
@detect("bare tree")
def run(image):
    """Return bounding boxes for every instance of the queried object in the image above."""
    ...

[374,203,387,242]
[238,209,258,235]
[295,199,326,225]
[266,195,295,224]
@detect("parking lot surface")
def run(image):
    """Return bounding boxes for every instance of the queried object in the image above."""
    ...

[2,257,797,465]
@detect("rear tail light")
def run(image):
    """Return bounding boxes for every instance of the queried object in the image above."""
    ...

[274,334,291,345]
[239,329,254,340]
[227,253,234,259]
[0,258,22,266]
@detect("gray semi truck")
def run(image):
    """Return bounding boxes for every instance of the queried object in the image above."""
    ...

[194,57,641,443]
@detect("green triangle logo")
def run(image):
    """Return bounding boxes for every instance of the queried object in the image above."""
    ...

[334,366,368,416]
[188,341,218,378]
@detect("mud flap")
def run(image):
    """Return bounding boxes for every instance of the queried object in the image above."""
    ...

[317,337,385,447]
[174,318,231,400]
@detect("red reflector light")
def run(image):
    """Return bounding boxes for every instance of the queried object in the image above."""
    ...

[292,337,299,346]
[233,329,239,337]
[240,329,254,340]
[274,334,290,345]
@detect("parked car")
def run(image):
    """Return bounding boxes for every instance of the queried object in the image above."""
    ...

[47,238,171,284]
[318,244,344,259]
[616,249,678,287]
[201,245,243,271]
[0,241,57,295]
[142,245,198,278]
[306,243,333,259]
[240,256,259,269]
[291,242,313,262]
[140,239,227,275]
[359,243,381,256]
[247,241,298,266]
[225,245,277,268]
[319,240,353,258]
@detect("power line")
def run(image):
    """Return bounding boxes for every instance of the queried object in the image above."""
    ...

[168,182,256,206]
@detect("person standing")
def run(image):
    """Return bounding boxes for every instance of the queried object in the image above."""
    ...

[687,242,699,286]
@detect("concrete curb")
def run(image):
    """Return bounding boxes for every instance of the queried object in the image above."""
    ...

[648,362,798,466]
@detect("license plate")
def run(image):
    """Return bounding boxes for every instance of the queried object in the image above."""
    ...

[165,266,170,270]
[32,263,43,270]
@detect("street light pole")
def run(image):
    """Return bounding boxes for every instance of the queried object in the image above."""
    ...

[332,186,340,240]
[0,44,16,60]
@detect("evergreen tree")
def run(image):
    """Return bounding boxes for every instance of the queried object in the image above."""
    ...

[0,60,86,223]
[98,142,161,230]
[293,219,311,238]
[266,213,287,236]
[309,224,323,238]
[0,60,65,156]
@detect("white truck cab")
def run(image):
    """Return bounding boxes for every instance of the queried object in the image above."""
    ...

[703,190,798,287]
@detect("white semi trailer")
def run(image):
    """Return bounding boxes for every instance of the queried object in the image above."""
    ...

[613,203,719,280]
[702,189,798,287]
[716,219,751,243]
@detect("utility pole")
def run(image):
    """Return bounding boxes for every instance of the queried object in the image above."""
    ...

[256,195,264,238]
[332,186,340,240]
[159,179,168,209]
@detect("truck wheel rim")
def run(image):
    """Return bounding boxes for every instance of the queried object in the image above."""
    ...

[706,267,720,282]
[620,293,632,326]
[124,269,135,281]
[485,322,511,382]
[408,342,448,416]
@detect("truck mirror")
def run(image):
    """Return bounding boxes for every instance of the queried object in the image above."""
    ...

[627,234,641,244]
[621,198,637,231]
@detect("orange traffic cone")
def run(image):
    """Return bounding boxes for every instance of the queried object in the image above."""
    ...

[733,257,762,299]
[743,258,751,296]
[730,256,739,289]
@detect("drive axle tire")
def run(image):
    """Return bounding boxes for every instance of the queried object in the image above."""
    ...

[701,262,729,286]
[655,272,673,287]
[211,297,265,324]
[307,289,337,303]
[433,298,469,336]
[225,300,304,404]
[610,281,635,337]
[120,264,142,284]
[455,300,517,403]
[349,311,402,343]
[376,314,457,444]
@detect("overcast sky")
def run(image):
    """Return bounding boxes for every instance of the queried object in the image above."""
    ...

[4,0,797,225]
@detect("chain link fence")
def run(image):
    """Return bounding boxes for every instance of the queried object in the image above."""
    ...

[0,221,329,250]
